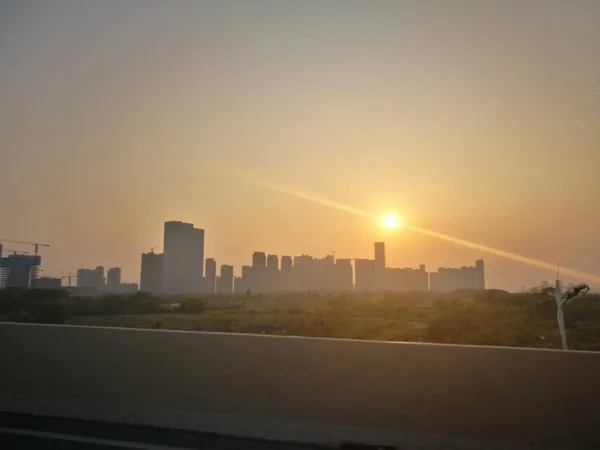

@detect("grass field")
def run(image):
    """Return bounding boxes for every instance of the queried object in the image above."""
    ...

[68,307,426,341]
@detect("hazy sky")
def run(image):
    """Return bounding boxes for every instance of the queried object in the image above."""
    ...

[1,0,599,290]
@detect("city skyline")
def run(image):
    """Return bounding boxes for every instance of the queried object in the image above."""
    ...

[4,213,598,293]
[1,1,599,291]
[3,211,598,292]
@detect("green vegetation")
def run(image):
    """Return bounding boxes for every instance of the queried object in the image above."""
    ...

[2,287,599,350]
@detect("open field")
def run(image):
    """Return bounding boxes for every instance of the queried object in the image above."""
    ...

[3,288,600,350]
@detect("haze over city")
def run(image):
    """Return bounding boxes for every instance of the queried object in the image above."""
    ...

[1,0,599,291]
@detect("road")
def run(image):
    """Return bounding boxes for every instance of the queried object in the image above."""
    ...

[0,413,332,450]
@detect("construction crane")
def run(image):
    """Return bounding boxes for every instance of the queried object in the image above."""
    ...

[61,274,78,287]
[0,239,50,255]
[1,248,30,256]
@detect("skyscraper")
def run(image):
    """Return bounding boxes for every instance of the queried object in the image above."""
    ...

[354,259,374,292]
[281,256,292,271]
[77,266,105,289]
[266,254,279,271]
[429,260,485,292]
[374,242,386,290]
[266,254,279,291]
[280,256,293,291]
[252,251,266,269]
[107,267,121,291]
[217,265,234,294]
[205,258,216,293]
[374,242,385,271]
[140,251,163,293]
[162,221,204,294]
[251,251,266,292]
[476,259,485,290]
[334,258,353,291]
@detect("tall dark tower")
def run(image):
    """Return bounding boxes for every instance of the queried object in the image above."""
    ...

[374,242,386,271]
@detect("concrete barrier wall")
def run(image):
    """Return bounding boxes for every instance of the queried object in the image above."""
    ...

[1,323,599,449]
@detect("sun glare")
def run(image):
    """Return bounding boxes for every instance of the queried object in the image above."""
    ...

[380,214,400,229]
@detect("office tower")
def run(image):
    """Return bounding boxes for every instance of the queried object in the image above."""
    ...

[293,255,315,291]
[77,266,105,289]
[334,258,353,291]
[316,254,336,290]
[140,251,163,293]
[252,251,266,269]
[374,242,386,271]
[163,221,204,294]
[266,254,279,291]
[251,251,266,292]
[385,266,429,291]
[281,256,292,271]
[279,256,293,291]
[237,265,252,293]
[241,265,252,280]
[373,242,386,290]
[476,259,485,290]
[217,265,234,294]
[354,259,374,292]
[429,260,484,292]
[267,254,279,271]
[107,267,121,291]
[205,258,217,293]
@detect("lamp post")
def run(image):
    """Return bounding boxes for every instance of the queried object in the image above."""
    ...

[554,278,589,350]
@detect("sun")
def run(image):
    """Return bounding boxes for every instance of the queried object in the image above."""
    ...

[380,213,401,229]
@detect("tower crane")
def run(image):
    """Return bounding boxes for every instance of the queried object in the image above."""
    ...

[1,248,30,256]
[0,239,50,255]
[61,274,78,287]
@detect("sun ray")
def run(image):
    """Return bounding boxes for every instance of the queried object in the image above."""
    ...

[207,163,600,285]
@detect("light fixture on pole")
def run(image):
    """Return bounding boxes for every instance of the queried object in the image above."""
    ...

[554,266,589,350]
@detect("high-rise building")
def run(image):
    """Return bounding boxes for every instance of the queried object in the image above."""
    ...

[252,252,266,269]
[163,221,204,294]
[385,266,428,291]
[107,267,122,291]
[373,242,386,290]
[354,259,374,292]
[33,277,62,289]
[251,251,266,292]
[476,259,485,290]
[236,265,252,293]
[204,258,217,293]
[281,256,292,271]
[77,266,105,289]
[217,265,234,294]
[293,255,315,291]
[267,254,279,271]
[429,260,485,292]
[334,258,353,291]
[266,254,279,291]
[0,253,42,288]
[140,252,163,293]
[374,242,386,271]
[280,255,293,291]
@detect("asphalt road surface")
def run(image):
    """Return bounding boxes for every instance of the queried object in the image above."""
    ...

[0,413,338,450]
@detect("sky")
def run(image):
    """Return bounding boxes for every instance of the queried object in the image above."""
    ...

[1,0,599,291]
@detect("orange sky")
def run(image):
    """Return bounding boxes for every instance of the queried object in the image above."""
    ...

[1,1,599,290]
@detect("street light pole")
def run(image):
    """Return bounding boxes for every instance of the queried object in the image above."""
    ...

[554,272,589,350]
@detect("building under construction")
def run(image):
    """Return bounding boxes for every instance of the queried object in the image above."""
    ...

[0,245,42,289]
